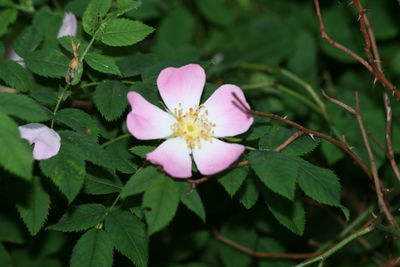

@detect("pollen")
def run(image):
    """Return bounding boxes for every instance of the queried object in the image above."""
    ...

[171,105,215,149]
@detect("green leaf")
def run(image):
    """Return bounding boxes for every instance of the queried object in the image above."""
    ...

[14,26,43,58]
[115,0,141,15]
[0,60,31,92]
[177,182,206,222]
[82,0,112,35]
[0,243,11,267]
[84,174,122,195]
[143,175,179,235]
[16,177,50,236]
[249,151,297,200]
[244,125,269,141]
[105,139,137,174]
[262,189,305,235]
[259,126,319,156]
[0,9,17,37]
[0,112,33,179]
[0,93,49,122]
[0,42,4,58]
[0,215,24,244]
[70,229,113,267]
[25,49,70,78]
[93,80,128,121]
[238,176,259,209]
[105,210,148,267]
[294,157,342,208]
[56,109,100,140]
[48,204,107,232]
[100,18,154,46]
[85,53,122,75]
[120,166,161,198]
[196,0,232,27]
[40,143,86,203]
[218,166,249,197]
[129,146,155,158]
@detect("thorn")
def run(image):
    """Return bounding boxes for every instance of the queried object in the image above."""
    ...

[309,134,315,140]
[373,78,377,86]
[283,115,288,119]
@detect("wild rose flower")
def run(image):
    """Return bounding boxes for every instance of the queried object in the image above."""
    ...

[4,45,25,68]
[57,12,77,38]
[19,123,61,160]
[127,64,253,178]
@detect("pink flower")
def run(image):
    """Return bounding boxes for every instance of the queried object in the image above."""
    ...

[57,12,77,38]
[127,64,253,178]
[4,45,25,68]
[19,123,61,160]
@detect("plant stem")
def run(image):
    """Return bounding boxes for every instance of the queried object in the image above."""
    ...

[81,80,135,88]
[51,84,70,128]
[107,193,121,214]
[295,225,374,267]
[100,133,131,148]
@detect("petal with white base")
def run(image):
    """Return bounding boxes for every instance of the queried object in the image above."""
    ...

[127,92,176,140]
[203,84,253,137]
[147,137,192,178]
[192,138,245,176]
[157,64,206,112]
[57,12,77,38]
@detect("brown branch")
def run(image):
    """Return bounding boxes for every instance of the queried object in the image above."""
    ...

[187,131,305,185]
[249,109,372,179]
[313,0,400,100]
[213,227,320,259]
[354,92,396,226]
[353,0,400,183]
[322,90,356,115]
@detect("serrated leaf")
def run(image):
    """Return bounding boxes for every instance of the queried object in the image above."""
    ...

[259,126,319,156]
[0,9,17,37]
[0,112,33,179]
[85,53,121,75]
[0,93,49,122]
[129,146,155,158]
[218,165,249,197]
[105,210,148,267]
[70,229,113,267]
[14,26,42,58]
[0,60,31,92]
[40,143,86,203]
[262,189,305,235]
[249,151,297,200]
[84,174,122,195]
[244,125,270,141]
[16,177,50,236]
[115,0,141,15]
[238,176,259,209]
[56,109,100,140]
[48,204,107,232]
[120,166,161,198]
[143,175,179,235]
[0,215,24,244]
[93,80,128,121]
[177,182,206,222]
[294,157,343,208]
[105,138,137,174]
[82,0,111,35]
[100,18,154,46]
[25,49,70,78]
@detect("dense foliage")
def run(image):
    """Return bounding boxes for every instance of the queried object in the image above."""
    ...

[0,0,400,266]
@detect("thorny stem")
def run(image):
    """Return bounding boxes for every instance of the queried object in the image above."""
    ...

[51,84,70,128]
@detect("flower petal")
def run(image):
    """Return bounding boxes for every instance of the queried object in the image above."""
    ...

[157,64,206,112]
[19,123,61,160]
[57,12,77,38]
[203,84,253,137]
[192,138,244,176]
[147,137,192,178]
[127,92,175,140]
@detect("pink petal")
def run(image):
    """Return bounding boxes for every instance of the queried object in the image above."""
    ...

[19,123,61,160]
[192,138,245,176]
[147,137,192,178]
[4,46,25,68]
[203,84,253,137]
[127,92,175,140]
[157,64,206,112]
[57,12,77,38]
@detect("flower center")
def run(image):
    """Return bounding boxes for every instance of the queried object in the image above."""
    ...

[171,105,215,149]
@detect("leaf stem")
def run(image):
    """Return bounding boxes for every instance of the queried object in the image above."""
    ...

[51,84,70,128]
[100,133,131,148]
[295,225,374,267]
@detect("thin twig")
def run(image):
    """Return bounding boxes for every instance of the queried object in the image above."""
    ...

[354,92,396,226]
[322,90,356,115]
